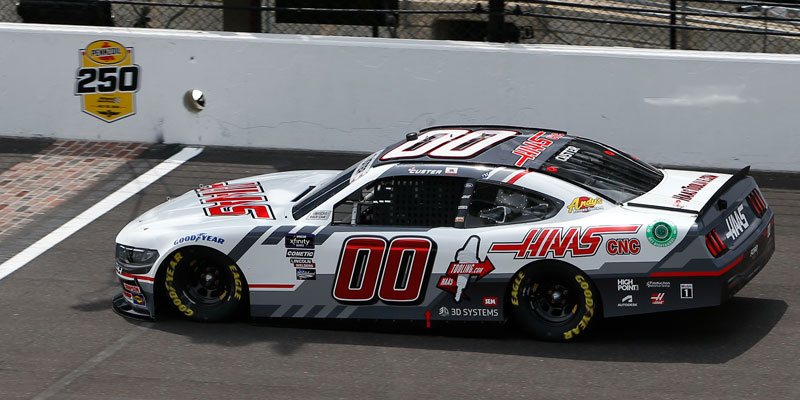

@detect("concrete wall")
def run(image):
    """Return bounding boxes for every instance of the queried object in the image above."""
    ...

[0,22,798,171]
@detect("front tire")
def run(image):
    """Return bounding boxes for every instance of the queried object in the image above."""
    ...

[162,247,246,322]
[508,263,600,341]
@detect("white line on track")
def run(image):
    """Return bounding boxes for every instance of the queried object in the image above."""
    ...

[0,146,204,281]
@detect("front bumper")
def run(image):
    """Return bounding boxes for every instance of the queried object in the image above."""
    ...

[112,265,157,320]
[112,292,155,321]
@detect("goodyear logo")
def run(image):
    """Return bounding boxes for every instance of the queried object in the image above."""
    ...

[74,40,141,122]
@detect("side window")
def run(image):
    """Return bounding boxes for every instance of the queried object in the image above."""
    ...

[465,182,559,228]
[333,176,467,227]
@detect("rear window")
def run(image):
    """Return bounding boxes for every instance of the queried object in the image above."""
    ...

[539,138,663,203]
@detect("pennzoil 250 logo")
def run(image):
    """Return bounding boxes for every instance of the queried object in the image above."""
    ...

[74,40,141,122]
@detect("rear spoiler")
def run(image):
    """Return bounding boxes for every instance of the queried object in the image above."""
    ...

[626,166,752,216]
[696,165,751,217]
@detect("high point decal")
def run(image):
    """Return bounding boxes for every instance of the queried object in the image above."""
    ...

[74,40,141,122]
[489,225,640,259]
[196,182,274,219]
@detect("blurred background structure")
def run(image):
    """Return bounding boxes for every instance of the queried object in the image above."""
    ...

[5,0,800,53]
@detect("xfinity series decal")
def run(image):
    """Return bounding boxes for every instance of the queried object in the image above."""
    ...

[196,182,274,220]
[436,236,495,302]
[489,225,640,259]
[285,234,314,249]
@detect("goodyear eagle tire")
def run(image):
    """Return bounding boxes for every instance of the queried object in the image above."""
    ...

[508,263,600,342]
[162,248,246,322]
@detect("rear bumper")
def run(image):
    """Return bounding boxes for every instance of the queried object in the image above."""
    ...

[595,213,774,318]
[721,218,775,300]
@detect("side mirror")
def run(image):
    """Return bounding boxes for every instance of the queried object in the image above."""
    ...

[479,206,509,224]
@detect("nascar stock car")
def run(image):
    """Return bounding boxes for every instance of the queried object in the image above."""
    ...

[113,126,775,341]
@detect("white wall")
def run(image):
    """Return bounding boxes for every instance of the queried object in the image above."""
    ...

[0,23,798,171]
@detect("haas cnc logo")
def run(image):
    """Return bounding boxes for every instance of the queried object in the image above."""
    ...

[436,236,495,302]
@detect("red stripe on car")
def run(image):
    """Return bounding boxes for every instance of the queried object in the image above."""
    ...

[649,255,743,277]
[117,272,155,282]
[249,284,296,289]
[507,171,531,184]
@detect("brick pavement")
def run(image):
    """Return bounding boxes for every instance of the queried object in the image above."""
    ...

[0,140,148,242]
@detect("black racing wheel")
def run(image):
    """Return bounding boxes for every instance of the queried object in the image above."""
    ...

[508,263,600,341]
[161,247,247,322]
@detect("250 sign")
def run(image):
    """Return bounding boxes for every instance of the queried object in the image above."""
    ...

[333,237,436,304]
[75,66,141,94]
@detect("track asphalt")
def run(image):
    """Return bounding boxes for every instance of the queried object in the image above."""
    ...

[0,139,798,400]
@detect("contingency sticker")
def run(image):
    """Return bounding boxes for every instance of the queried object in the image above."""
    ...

[74,40,141,122]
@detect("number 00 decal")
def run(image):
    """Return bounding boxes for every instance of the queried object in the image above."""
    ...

[333,237,436,304]
[380,129,518,160]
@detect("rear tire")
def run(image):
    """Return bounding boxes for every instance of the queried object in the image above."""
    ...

[161,247,246,322]
[508,263,600,341]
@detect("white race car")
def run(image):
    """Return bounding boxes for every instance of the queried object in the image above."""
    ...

[113,126,774,341]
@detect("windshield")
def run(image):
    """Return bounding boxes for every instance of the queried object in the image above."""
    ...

[539,138,663,203]
[291,152,378,220]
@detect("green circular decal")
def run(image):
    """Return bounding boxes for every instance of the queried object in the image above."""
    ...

[646,221,677,247]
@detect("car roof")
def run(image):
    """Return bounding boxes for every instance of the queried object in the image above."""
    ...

[373,125,574,170]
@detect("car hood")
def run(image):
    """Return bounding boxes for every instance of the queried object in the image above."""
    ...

[131,170,339,227]
[627,169,732,212]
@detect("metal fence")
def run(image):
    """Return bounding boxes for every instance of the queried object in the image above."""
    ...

[5,0,800,53]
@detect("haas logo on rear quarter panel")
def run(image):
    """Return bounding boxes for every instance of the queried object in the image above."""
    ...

[489,226,640,259]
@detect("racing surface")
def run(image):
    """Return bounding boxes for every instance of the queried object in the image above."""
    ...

[1,139,798,399]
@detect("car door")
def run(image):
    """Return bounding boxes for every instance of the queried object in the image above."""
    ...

[303,170,484,319]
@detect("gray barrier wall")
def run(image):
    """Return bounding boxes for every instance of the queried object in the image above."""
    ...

[0,23,797,171]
